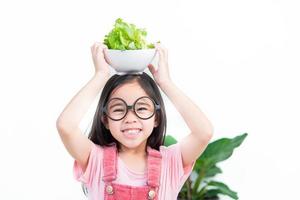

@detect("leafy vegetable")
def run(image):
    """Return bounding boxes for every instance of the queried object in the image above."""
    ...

[103,18,158,50]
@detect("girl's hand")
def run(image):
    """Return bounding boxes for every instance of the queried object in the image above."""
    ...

[148,43,172,86]
[90,42,110,76]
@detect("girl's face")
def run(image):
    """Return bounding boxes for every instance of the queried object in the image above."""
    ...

[102,80,158,152]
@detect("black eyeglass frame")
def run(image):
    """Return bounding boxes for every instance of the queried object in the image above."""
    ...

[103,96,161,121]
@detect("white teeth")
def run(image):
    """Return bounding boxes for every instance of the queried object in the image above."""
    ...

[123,129,141,134]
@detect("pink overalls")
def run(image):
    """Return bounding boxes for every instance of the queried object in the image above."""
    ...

[102,143,162,200]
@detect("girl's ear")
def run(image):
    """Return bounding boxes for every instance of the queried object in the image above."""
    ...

[101,116,109,130]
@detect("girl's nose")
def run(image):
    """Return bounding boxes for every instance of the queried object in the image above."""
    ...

[124,109,138,123]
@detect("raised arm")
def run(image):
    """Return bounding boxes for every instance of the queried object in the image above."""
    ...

[56,42,110,171]
[159,81,213,168]
[148,43,214,168]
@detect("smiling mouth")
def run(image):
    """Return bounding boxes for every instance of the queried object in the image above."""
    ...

[122,129,142,138]
[122,129,141,133]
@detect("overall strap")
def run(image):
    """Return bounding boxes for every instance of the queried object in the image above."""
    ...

[102,143,117,182]
[146,146,162,188]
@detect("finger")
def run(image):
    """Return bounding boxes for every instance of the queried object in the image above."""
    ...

[164,49,168,60]
[155,43,165,56]
[91,42,96,50]
[95,43,108,54]
[161,46,168,60]
[155,43,165,60]
[103,44,108,49]
[95,42,102,46]
[91,42,99,52]
[96,42,107,48]
[154,42,162,49]
[148,64,156,74]
[156,43,168,60]
[95,44,105,54]
[154,42,161,50]
[91,45,96,54]
[103,48,110,63]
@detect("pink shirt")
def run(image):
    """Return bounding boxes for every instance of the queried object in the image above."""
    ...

[73,142,195,200]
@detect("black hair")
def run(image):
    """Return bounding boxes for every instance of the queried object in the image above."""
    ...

[81,72,167,195]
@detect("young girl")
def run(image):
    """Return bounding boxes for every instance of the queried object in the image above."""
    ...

[56,42,214,200]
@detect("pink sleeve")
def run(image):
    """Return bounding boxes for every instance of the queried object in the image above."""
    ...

[73,142,103,188]
[161,142,196,190]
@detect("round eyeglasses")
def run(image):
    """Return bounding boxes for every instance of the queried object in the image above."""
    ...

[103,96,161,121]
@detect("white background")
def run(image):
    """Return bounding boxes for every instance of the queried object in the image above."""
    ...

[0,0,300,199]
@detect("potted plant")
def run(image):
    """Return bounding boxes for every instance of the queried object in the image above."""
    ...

[164,133,248,200]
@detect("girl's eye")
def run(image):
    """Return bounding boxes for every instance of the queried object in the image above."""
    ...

[113,109,125,112]
[137,107,148,111]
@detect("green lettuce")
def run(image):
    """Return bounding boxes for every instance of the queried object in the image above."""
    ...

[103,18,158,50]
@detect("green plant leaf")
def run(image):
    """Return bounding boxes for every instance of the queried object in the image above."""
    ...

[203,189,221,198]
[164,135,177,146]
[191,165,222,194]
[191,133,247,196]
[204,189,219,196]
[199,133,248,169]
[205,165,222,177]
[168,133,247,199]
[206,181,238,199]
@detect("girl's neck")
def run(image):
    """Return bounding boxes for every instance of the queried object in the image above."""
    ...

[119,143,147,157]
[119,147,148,174]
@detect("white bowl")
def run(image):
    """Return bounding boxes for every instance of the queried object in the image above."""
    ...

[104,49,157,74]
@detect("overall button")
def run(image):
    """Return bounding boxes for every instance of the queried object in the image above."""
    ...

[148,189,156,199]
[106,185,114,195]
